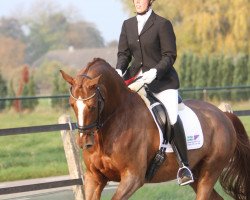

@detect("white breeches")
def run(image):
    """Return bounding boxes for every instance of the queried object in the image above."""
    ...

[153,89,178,125]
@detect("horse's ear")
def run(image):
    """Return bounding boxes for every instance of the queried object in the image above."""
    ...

[87,75,102,88]
[60,70,74,85]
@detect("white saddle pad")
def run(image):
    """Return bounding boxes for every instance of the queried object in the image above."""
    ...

[151,103,204,153]
[128,81,204,153]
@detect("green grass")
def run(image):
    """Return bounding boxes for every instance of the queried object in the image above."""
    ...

[101,182,233,200]
[0,104,75,181]
[0,132,68,181]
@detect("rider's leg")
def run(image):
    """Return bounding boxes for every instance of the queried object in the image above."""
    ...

[153,89,178,125]
[153,89,194,186]
[172,115,194,185]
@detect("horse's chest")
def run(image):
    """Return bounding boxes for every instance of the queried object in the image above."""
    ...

[91,156,120,181]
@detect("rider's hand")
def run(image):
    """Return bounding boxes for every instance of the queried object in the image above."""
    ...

[142,68,157,84]
[116,69,122,77]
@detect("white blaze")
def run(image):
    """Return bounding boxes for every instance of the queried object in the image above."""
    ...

[76,98,85,128]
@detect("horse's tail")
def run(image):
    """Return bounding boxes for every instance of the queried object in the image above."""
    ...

[219,112,250,200]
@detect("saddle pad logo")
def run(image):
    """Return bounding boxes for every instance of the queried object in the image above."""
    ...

[186,134,201,146]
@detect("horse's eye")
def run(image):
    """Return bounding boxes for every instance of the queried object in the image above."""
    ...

[89,106,96,111]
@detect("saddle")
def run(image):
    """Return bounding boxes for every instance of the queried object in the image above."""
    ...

[145,87,183,143]
[145,87,170,143]
[144,87,184,180]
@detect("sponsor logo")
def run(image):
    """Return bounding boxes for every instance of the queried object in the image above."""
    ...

[186,136,193,142]
[194,135,199,140]
[186,134,201,146]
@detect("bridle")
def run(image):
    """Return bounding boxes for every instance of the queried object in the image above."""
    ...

[69,74,105,135]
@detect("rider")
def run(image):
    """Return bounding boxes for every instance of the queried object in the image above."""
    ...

[116,0,194,185]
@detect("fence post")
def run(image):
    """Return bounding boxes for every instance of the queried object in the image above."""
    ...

[58,115,85,200]
[203,89,207,101]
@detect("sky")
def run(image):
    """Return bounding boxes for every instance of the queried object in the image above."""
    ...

[0,0,129,43]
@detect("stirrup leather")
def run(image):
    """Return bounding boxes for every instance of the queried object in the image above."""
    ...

[177,165,194,186]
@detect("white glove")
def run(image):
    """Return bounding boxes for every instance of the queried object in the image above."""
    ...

[142,68,157,84]
[128,78,144,91]
[116,69,122,77]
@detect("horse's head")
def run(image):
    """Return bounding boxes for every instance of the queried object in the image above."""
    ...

[60,58,128,149]
[60,68,105,149]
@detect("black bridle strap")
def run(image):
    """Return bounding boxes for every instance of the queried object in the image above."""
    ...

[96,87,104,129]
[77,123,97,132]
[71,73,106,134]
[80,74,92,79]
[77,86,105,133]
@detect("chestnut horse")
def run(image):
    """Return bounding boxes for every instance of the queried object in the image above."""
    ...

[60,58,250,200]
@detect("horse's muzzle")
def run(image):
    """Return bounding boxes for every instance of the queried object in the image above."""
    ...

[77,131,95,149]
[84,133,94,149]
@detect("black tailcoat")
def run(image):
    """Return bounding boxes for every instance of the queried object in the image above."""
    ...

[116,11,180,93]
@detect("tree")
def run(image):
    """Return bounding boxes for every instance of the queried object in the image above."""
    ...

[20,83,30,110]
[179,53,188,88]
[195,56,208,100]
[51,70,69,110]
[232,54,248,100]
[25,12,68,64]
[21,76,38,111]
[247,57,250,99]
[207,55,220,100]
[24,1,105,64]
[7,79,16,109]
[0,17,25,41]
[121,0,250,55]
[0,71,8,111]
[12,66,29,112]
[66,21,104,48]
[247,57,250,85]
[184,52,194,88]
[0,36,25,78]
[220,56,234,100]
[179,52,197,99]
[33,60,72,94]
[0,17,26,80]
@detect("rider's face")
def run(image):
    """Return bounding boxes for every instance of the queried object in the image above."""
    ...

[133,0,150,13]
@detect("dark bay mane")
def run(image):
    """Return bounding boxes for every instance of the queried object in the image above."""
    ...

[85,58,107,71]
[78,57,127,91]
[78,58,111,75]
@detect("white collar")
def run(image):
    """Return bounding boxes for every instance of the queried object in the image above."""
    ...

[136,8,152,22]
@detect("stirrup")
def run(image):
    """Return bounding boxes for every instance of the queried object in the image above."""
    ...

[177,165,194,186]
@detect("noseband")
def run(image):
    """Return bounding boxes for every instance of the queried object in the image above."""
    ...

[69,74,105,135]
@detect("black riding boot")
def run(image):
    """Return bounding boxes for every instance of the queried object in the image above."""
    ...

[171,116,194,186]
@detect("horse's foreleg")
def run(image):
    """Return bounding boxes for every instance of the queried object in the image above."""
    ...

[111,172,144,200]
[84,171,107,200]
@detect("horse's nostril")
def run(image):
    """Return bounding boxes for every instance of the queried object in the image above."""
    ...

[85,134,94,147]
[85,144,93,149]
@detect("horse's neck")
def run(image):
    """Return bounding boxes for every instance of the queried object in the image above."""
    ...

[103,81,128,112]
[94,77,149,144]
[102,90,146,135]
